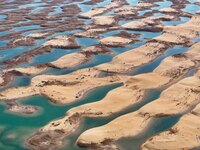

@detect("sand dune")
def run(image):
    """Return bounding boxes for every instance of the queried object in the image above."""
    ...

[77,74,200,148]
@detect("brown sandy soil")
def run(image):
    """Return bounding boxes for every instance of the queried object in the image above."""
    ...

[92,16,117,26]
[77,74,200,148]
[0,68,125,104]
[141,103,200,150]
[43,35,80,49]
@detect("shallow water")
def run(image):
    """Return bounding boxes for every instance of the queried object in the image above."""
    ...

[0,84,121,150]
[0,0,198,150]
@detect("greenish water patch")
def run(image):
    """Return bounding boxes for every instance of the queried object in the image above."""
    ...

[0,84,121,150]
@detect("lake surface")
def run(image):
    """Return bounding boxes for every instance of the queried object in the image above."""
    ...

[0,0,199,149]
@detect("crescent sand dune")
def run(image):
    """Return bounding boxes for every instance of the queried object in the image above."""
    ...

[141,99,200,150]
[0,68,126,104]
[96,16,200,74]
[76,73,200,149]
[25,43,198,149]
[47,53,90,69]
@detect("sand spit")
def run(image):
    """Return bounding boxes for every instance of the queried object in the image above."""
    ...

[77,73,200,148]
[25,49,196,150]
[142,103,200,150]
[0,68,125,104]
[43,35,80,49]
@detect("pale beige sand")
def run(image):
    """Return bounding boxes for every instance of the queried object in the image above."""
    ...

[96,41,168,73]
[92,16,117,26]
[5,66,48,75]
[27,32,50,39]
[136,2,155,8]
[154,16,200,44]
[79,7,107,19]
[0,75,4,85]
[43,35,79,48]
[122,17,161,30]
[114,6,137,15]
[79,1,121,19]
[82,45,111,53]
[100,36,133,47]
[77,75,200,147]
[0,68,125,104]
[159,7,178,13]
[48,53,88,69]
[74,28,108,38]
[141,104,200,150]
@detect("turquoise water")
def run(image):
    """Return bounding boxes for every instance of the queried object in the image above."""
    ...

[0,0,198,150]
[182,3,200,14]
[0,84,121,150]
